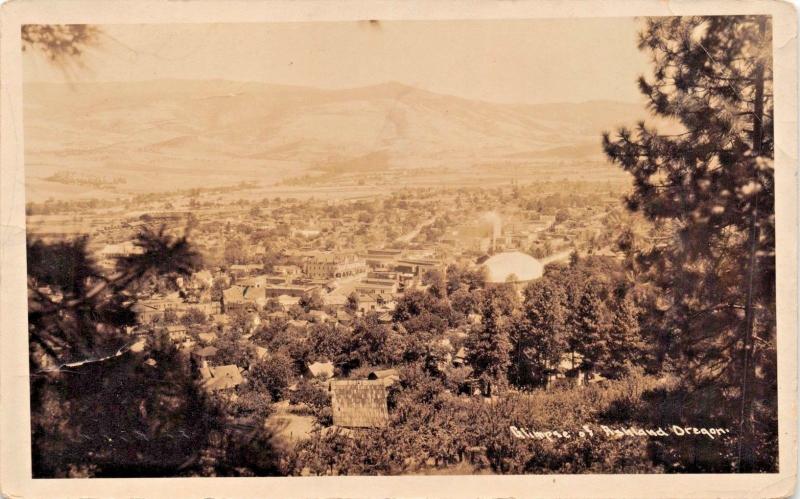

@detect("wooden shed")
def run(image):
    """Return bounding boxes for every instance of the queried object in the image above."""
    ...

[329,380,389,428]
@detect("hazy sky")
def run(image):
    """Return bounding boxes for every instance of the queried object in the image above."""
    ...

[23,18,651,105]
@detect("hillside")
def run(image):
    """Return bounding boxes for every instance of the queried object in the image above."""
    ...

[23,80,658,201]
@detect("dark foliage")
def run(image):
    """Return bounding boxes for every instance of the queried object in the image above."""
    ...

[603,16,776,472]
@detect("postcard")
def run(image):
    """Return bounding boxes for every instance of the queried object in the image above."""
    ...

[1,0,797,497]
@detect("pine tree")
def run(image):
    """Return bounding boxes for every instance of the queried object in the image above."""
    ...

[28,227,211,476]
[466,285,517,394]
[511,278,569,388]
[572,281,611,380]
[601,294,644,379]
[603,16,775,471]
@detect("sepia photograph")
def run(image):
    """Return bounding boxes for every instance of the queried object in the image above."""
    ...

[1,1,797,496]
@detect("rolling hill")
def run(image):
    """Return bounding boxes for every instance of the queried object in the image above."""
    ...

[23,79,658,201]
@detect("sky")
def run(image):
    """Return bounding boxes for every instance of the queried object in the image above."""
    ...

[23,18,651,105]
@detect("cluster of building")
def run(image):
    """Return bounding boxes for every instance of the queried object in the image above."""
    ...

[30,184,627,434]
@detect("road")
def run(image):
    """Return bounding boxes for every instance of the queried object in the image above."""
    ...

[395,216,437,244]
[541,249,572,265]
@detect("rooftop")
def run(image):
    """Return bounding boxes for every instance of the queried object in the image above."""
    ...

[330,380,389,428]
[482,251,544,283]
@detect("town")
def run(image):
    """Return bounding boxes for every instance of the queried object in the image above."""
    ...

[28,178,645,473]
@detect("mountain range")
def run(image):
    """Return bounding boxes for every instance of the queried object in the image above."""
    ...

[23,79,658,200]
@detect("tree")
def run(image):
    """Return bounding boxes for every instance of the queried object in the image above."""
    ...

[260,248,284,273]
[299,290,324,312]
[288,380,331,423]
[263,298,282,314]
[26,228,217,477]
[446,264,487,296]
[223,238,247,265]
[569,249,581,268]
[346,291,359,313]
[22,25,99,62]
[23,29,287,478]
[572,280,612,380]
[342,314,402,370]
[449,287,479,317]
[213,330,252,368]
[162,308,179,324]
[307,322,347,363]
[228,308,254,334]
[466,285,517,395]
[511,278,569,388]
[421,269,446,299]
[30,333,217,478]
[392,289,452,334]
[603,16,775,471]
[28,226,201,372]
[599,293,645,379]
[210,277,227,301]
[250,353,295,401]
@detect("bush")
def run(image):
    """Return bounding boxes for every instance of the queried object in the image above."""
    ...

[286,374,672,475]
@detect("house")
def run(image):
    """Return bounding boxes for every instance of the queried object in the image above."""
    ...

[186,302,222,317]
[274,265,302,277]
[165,324,188,342]
[277,295,301,309]
[363,248,404,270]
[355,295,395,317]
[229,264,263,277]
[355,277,398,297]
[264,284,320,299]
[98,241,144,264]
[192,270,214,288]
[307,361,335,380]
[130,336,147,353]
[200,362,244,392]
[308,310,331,323]
[546,351,600,388]
[266,310,289,322]
[329,380,389,428]
[357,294,380,314]
[367,369,400,387]
[453,347,467,366]
[336,310,353,326]
[132,293,183,317]
[322,293,348,310]
[198,331,219,344]
[130,302,162,324]
[252,345,269,360]
[236,274,288,288]
[393,258,440,277]
[243,312,261,333]
[222,285,268,312]
[211,313,230,326]
[192,345,219,360]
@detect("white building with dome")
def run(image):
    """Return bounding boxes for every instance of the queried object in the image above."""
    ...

[482,251,544,285]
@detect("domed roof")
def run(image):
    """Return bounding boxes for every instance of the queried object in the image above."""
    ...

[483,251,544,283]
